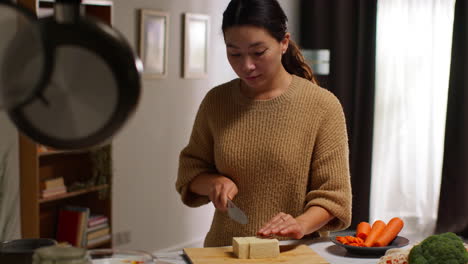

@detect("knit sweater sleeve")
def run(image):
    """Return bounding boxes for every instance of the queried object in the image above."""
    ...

[305,91,352,232]
[176,94,217,207]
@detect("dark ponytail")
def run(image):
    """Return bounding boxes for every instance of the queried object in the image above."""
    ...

[222,0,317,84]
[282,40,317,84]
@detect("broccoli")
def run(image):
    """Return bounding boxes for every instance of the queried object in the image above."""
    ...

[408,232,468,264]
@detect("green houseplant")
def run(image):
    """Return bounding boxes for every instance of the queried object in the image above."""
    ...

[90,144,112,200]
[66,144,112,200]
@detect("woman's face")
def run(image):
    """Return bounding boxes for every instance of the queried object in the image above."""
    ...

[224,25,289,89]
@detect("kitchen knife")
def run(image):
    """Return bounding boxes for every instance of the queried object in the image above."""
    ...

[227,199,248,225]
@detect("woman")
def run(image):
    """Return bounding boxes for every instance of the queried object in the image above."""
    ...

[176,0,351,247]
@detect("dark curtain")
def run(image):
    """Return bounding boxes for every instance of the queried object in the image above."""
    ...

[300,0,377,227]
[436,0,468,238]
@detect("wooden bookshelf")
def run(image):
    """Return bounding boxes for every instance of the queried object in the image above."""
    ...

[39,184,109,204]
[39,150,89,157]
[16,0,114,249]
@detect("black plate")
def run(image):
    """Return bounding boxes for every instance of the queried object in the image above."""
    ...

[330,230,410,256]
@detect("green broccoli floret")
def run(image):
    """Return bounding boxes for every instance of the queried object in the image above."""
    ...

[408,232,468,264]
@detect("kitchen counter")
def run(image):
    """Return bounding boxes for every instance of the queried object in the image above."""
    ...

[153,236,414,264]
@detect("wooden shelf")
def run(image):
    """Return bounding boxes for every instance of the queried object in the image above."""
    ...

[39,149,90,157]
[40,184,109,204]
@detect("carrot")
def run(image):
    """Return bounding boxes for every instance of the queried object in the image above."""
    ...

[363,220,386,247]
[356,221,371,240]
[336,236,365,247]
[336,236,347,244]
[373,217,404,247]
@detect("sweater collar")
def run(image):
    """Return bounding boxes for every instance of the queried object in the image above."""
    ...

[233,74,302,109]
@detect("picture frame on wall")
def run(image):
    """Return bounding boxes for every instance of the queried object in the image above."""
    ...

[183,13,210,79]
[139,9,169,79]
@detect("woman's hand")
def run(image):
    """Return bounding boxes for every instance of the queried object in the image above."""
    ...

[189,173,238,212]
[257,212,306,239]
[257,207,334,240]
[208,175,238,212]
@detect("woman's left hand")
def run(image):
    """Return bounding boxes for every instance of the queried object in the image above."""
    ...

[257,212,306,239]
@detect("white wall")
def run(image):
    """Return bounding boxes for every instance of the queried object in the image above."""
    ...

[110,0,301,253]
[110,0,233,253]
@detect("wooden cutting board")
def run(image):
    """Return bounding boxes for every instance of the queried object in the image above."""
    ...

[183,244,330,264]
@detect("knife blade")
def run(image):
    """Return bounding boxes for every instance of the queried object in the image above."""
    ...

[227,199,248,225]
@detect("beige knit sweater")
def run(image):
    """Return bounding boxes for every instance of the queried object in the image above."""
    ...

[176,75,352,247]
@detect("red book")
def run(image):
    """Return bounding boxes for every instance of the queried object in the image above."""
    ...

[88,215,108,227]
[56,210,82,246]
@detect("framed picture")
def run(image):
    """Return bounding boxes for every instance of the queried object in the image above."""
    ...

[183,13,210,79]
[139,9,169,78]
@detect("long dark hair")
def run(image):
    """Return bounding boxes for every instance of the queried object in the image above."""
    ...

[222,0,317,84]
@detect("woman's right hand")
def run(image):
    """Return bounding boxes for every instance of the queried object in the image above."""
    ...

[189,174,238,212]
[208,175,238,212]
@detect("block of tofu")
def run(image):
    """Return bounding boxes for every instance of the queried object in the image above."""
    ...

[232,237,280,259]
[247,237,280,259]
[232,237,250,259]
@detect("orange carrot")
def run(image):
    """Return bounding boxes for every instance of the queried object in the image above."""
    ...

[373,217,404,247]
[363,220,386,247]
[356,221,371,240]
[336,236,347,244]
[336,236,365,247]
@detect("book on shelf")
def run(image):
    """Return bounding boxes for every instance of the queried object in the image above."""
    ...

[87,226,110,241]
[88,215,108,228]
[87,222,108,233]
[56,206,89,248]
[41,177,65,190]
[41,186,67,198]
[87,233,111,248]
[65,206,90,247]
[86,214,111,247]
[41,177,67,198]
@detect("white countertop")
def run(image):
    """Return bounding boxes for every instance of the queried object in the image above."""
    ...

[153,237,414,264]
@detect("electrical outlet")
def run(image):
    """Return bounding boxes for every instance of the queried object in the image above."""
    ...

[122,231,131,244]
[113,231,131,246]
